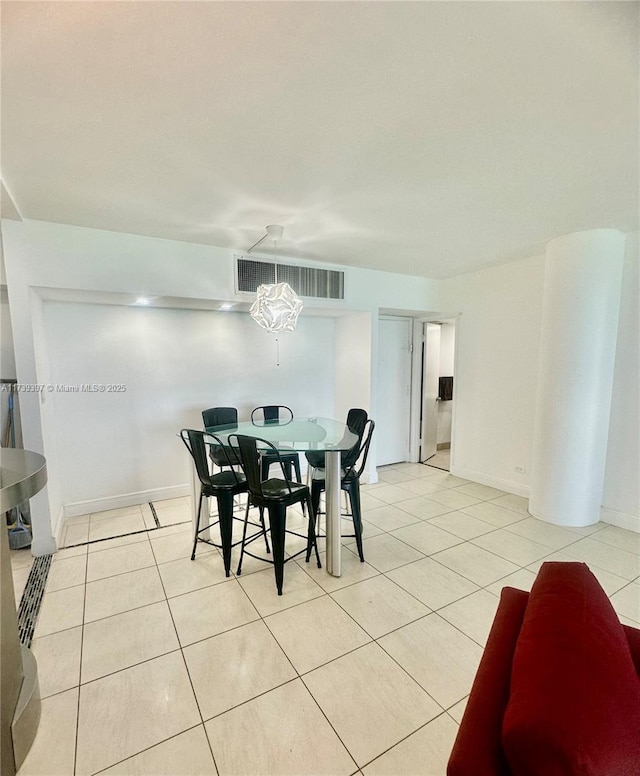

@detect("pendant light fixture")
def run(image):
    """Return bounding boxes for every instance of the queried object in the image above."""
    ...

[248,225,303,333]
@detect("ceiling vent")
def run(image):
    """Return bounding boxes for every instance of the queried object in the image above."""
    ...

[236,257,344,301]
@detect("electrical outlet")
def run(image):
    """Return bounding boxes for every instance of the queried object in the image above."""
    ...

[514,465,526,474]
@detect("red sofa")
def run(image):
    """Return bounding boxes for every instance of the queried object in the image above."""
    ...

[447,561,640,776]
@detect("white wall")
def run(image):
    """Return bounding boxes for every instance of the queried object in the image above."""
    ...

[43,301,335,510]
[438,254,547,495]
[1,292,20,450]
[438,242,639,530]
[334,312,372,421]
[334,312,375,481]
[1,246,18,445]
[439,322,456,375]
[1,296,16,380]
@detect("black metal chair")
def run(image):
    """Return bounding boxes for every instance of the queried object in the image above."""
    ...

[305,408,368,476]
[251,405,303,485]
[180,429,269,577]
[229,433,321,595]
[202,407,238,473]
[310,419,375,563]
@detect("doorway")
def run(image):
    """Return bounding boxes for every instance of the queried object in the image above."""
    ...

[419,318,457,472]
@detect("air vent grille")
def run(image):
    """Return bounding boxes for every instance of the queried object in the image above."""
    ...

[237,259,276,291]
[236,258,344,300]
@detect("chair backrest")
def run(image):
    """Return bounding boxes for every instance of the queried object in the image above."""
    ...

[345,419,375,479]
[346,408,368,434]
[251,405,294,425]
[181,429,211,486]
[342,408,368,469]
[180,428,243,488]
[202,406,238,429]
[229,434,296,497]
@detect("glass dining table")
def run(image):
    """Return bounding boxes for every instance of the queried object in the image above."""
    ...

[202,417,358,577]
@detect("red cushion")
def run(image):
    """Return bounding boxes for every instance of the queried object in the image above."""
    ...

[624,623,640,678]
[447,587,529,776]
[502,561,640,776]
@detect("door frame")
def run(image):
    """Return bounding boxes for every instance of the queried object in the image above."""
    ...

[409,314,460,466]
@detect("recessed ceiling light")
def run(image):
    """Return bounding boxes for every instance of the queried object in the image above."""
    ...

[135,297,151,305]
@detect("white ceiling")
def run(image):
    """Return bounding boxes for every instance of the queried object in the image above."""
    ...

[1,1,637,279]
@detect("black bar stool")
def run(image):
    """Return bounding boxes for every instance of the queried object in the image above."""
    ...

[180,429,269,576]
[251,405,303,484]
[310,419,375,563]
[229,433,320,595]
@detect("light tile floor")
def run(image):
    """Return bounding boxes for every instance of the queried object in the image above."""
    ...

[424,448,450,472]
[59,499,192,549]
[13,463,640,776]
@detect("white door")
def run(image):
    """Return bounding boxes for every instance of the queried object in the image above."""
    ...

[377,317,412,466]
[421,322,440,462]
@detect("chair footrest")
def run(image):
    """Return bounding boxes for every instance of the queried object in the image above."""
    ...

[239,543,319,568]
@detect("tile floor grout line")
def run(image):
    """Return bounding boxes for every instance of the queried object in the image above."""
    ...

[161,569,210,726]
[327,578,428,643]
[75,636,184,687]
[65,543,90,776]
[296,670,362,775]
[356,708,454,773]
[263,595,376,677]
[423,552,518,595]
[86,724,211,776]
[200,675,304,725]
[373,611,467,707]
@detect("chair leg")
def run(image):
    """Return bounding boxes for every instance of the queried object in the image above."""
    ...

[308,466,316,528]
[260,506,271,553]
[236,498,252,575]
[310,480,324,536]
[217,490,234,577]
[292,456,306,516]
[311,481,322,525]
[191,489,204,560]
[305,494,322,568]
[268,504,287,595]
[347,481,365,562]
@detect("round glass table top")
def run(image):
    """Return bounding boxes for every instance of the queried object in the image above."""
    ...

[204,416,357,452]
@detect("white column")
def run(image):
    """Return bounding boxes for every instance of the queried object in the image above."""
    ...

[529,229,626,526]
[529,229,626,527]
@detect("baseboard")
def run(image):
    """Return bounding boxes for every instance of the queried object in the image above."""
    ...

[449,465,529,498]
[600,507,640,534]
[64,484,191,518]
[436,443,451,451]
